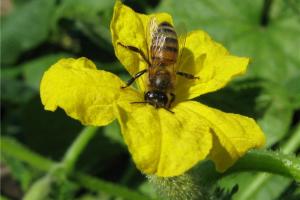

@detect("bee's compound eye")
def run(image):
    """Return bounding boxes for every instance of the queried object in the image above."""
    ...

[158,93,168,104]
[144,91,154,100]
[144,91,168,107]
[144,91,154,101]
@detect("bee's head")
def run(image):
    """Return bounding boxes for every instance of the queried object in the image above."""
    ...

[144,90,168,108]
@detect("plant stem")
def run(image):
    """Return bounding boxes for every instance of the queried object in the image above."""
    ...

[1,137,54,171]
[1,137,153,200]
[74,173,152,200]
[227,149,300,180]
[62,126,98,174]
[260,0,273,26]
[238,124,300,200]
[197,149,300,183]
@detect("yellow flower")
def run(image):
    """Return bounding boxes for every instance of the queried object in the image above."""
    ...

[40,1,265,177]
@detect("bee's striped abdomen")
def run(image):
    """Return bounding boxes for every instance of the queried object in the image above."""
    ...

[151,22,178,66]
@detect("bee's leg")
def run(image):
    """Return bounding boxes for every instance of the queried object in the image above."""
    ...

[121,69,147,89]
[117,42,150,65]
[168,93,176,108]
[176,71,199,80]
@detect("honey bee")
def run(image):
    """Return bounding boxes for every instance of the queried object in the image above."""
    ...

[118,17,198,112]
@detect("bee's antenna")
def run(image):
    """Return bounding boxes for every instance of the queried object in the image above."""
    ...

[130,102,148,104]
[163,108,175,114]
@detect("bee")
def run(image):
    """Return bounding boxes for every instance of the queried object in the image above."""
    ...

[118,18,198,112]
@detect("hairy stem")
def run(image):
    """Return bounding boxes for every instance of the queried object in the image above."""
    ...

[227,149,300,180]
[238,124,300,199]
[198,149,300,183]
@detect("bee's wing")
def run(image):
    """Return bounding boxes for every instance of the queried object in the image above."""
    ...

[175,22,187,71]
[145,17,155,62]
[146,16,157,61]
[147,16,168,65]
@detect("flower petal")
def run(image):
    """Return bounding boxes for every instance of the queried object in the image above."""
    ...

[116,101,212,177]
[40,57,138,126]
[176,31,249,101]
[110,0,172,91]
[183,101,265,172]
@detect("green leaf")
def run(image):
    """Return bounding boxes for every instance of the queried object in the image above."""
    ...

[219,173,291,200]
[53,0,115,50]
[75,193,104,200]
[1,67,23,79]
[1,153,39,191]
[1,79,36,104]
[257,96,293,146]
[279,181,300,200]
[22,53,70,90]
[1,0,56,65]
[199,79,265,120]
[282,74,300,109]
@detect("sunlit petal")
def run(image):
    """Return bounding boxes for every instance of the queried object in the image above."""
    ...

[183,101,265,171]
[116,101,212,177]
[176,31,249,101]
[40,57,138,126]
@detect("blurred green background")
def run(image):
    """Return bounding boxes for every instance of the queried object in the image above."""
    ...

[1,0,300,200]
